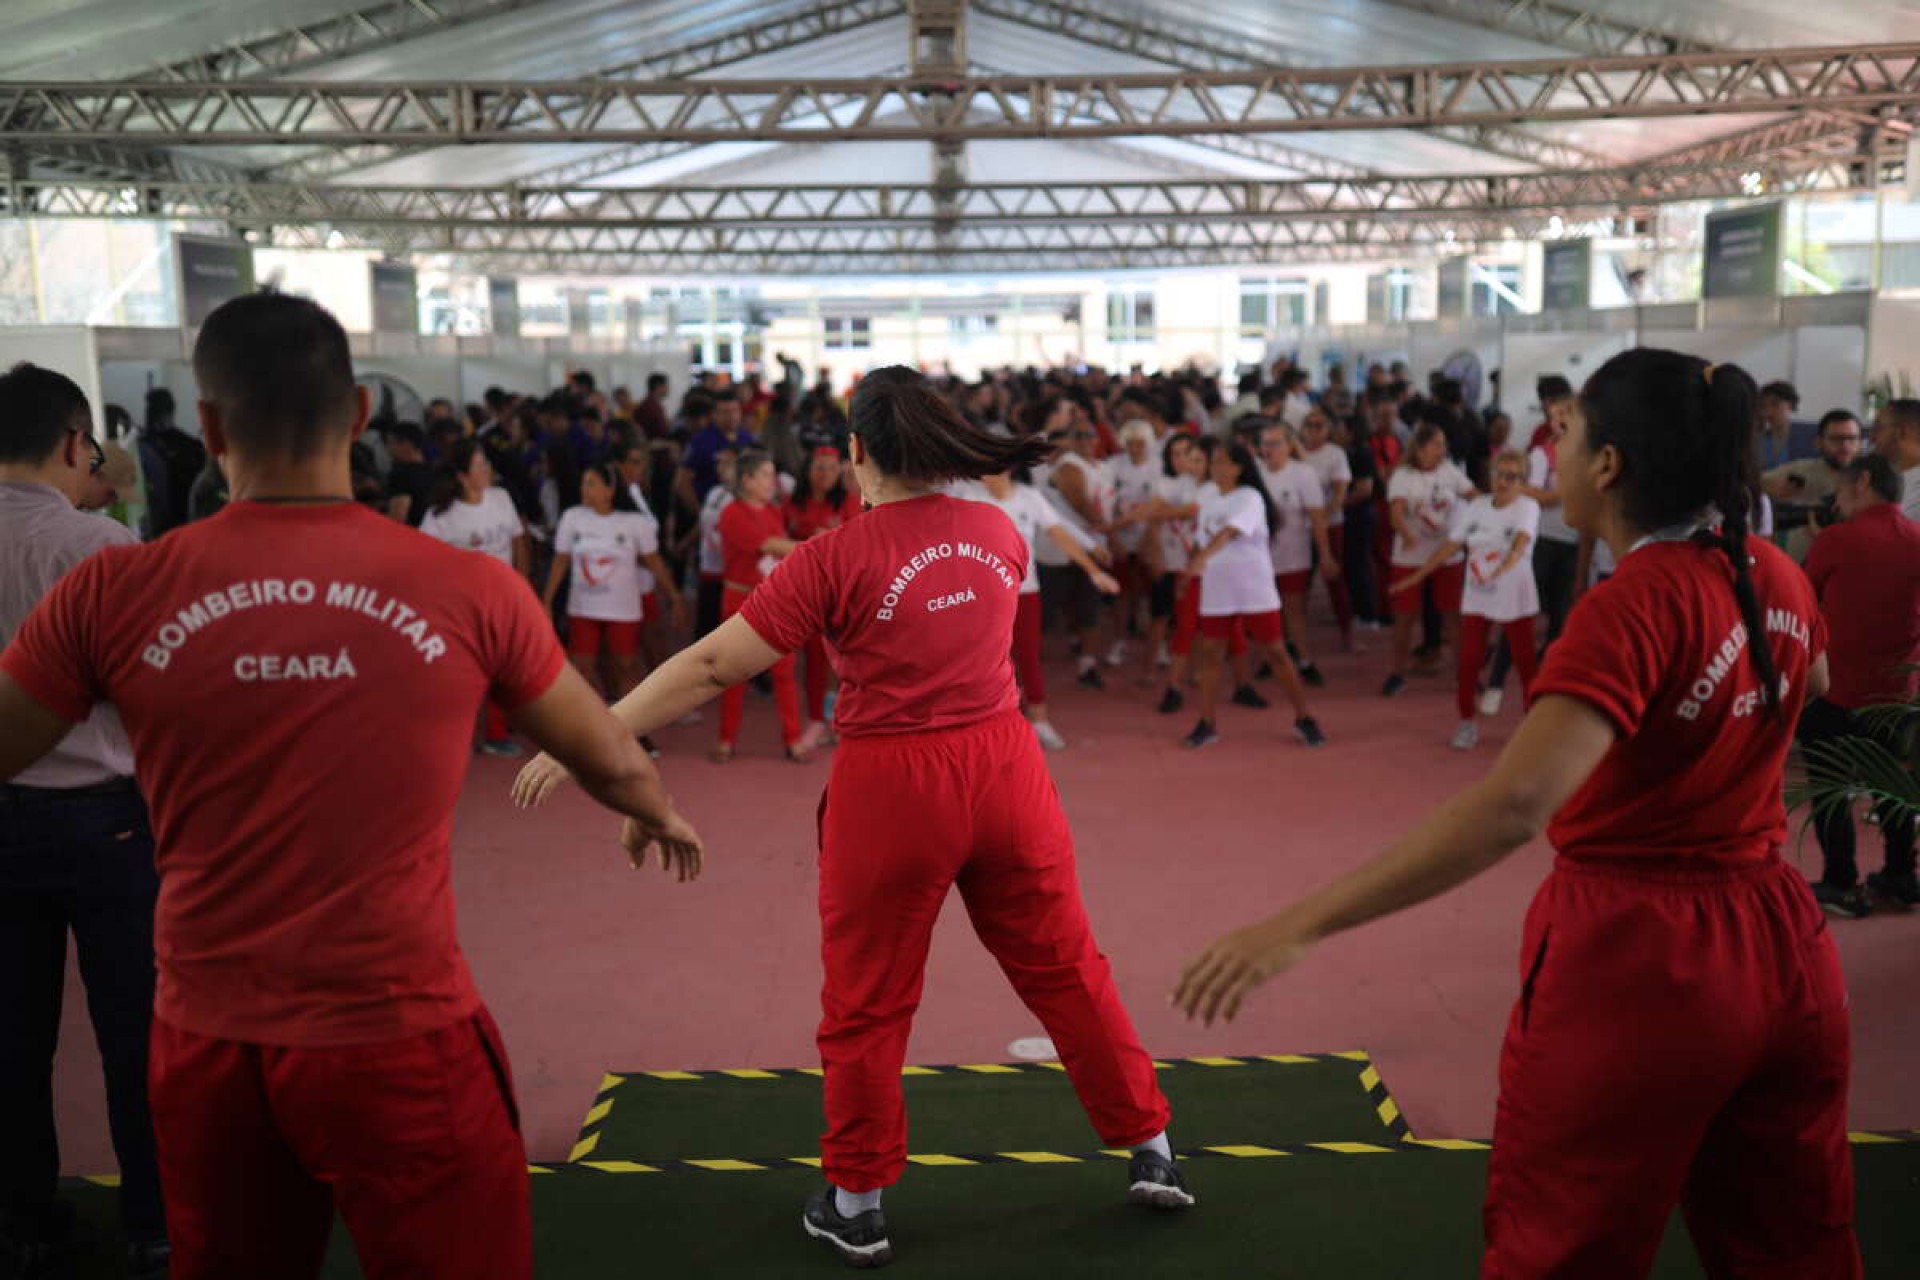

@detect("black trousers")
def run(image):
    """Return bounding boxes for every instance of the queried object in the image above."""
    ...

[0,781,164,1245]
[696,574,724,639]
[1798,697,1917,888]
[1342,513,1379,625]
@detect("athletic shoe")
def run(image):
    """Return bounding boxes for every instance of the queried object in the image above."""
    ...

[1450,720,1480,751]
[1105,640,1128,668]
[1478,688,1504,717]
[128,1240,172,1280]
[640,736,662,759]
[802,1186,893,1269]
[1867,869,1920,908]
[1231,684,1269,710]
[1077,665,1106,691]
[1155,645,1172,668]
[1156,688,1184,715]
[1126,1149,1196,1211]
[1182,721,1221,749]
[1033,721,1068,751]
[1381,674,1408,698]
[1294,716,1327,748]
[795,721,831,755]
[478,739,524,758]
[1298,662,1326,688]
[1810,881,1872,919]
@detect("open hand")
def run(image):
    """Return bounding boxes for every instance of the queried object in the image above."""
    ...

[1321,559,1343,583]
[1172,917,1313,1026]
[1089,569,1121,595]
[511,752,573,808]
[623,810,704,882]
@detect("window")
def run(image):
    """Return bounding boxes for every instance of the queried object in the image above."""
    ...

[1106,289,1155,342]
[825,317,872,350]
[949,314,998,341]
[1238,277,1310,335]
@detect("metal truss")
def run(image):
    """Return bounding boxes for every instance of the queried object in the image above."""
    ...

[10,46,1912,146]
[1371,0,1715,59]
[137,0,540,82]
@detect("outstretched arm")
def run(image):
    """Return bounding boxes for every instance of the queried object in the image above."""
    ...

[1388,539,1464,594]
[0,674,75,783]
[1046,526,1119,594]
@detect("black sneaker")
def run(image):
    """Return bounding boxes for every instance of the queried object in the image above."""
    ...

[1182,720,1220,749]
[1077,665,1105,691]
[1298,662,1326,688]
[1230,684,1269,710]
[803,1186,893,1269]
[1294,716,1327,748]
[129,1239,172,1280]
[1127,1149,1196,1211]
[1156,688,1184,715]
[1381,673,1407,698]
[1,1202,75,1280]
[1810,881,1872,919]
[1867,869,1920,908]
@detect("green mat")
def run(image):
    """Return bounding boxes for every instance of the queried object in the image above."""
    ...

[567,1053,1407,1165]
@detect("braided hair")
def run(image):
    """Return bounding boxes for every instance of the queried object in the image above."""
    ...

[1578,349,1779,716]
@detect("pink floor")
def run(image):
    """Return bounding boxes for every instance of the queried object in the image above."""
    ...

[53,614,1920,1171]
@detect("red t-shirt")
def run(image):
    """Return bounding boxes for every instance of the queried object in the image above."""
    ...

[740,493,1024,737]
[0,502,566,1046]
[786,493,862,542]
[1803,503,1920,709]
[1531,536,1824,865]
[719,500,790,589]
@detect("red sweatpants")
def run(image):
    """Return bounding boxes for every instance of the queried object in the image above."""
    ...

[1458,614,1538,720]
[801,636,834,723]
[1012,592,1046,705]
[1484,857,1858,1279]
[148,1009,531,1280]
[816,709,1171,1191]
[719,587,802,747]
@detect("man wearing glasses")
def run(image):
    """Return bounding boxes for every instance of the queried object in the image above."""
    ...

[1763,409,1864,562]
[0,363,168,1275]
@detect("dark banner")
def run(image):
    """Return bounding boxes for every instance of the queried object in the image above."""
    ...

[370,261,419,334]
[175,235,255,329]
[1541,239,1592,311]
[1437,257,1470,319]
[1703,203,1783,300]
[488,276,519,337]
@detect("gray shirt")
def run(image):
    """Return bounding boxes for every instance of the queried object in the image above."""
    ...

[1,481,138,787]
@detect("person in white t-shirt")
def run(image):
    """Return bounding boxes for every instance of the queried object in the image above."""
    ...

[1256,423,1339,688]
[1297,410,1356,651]
[420,439,532,756]
[1384,424,1478,698]
[1039,413,1119,688]
[1179,443,1327,750]
[543,462,677,718]
[965,471,1119,750]
[693,449,740,639]
[615,441,690,667]
[1108,420,1164,680]
[1391,449,1540,751]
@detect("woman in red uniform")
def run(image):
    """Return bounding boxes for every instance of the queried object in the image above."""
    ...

[514,368,1188,1268]
[1176,349,1856,1279]
[786,447,864,752]
[714,450,807,762]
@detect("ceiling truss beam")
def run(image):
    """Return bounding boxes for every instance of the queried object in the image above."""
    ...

[1370,0,1715,59]
[134,0,541,82]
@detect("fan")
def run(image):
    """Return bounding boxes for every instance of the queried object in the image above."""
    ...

[358,372,426,429]
[1441,350,1485,411]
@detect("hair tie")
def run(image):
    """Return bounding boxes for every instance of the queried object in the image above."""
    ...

[1702,363,1717,386]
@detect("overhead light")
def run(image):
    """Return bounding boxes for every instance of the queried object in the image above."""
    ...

[1547,214,1565,238]
[1741,171,1765,195]
[325,228,346,250]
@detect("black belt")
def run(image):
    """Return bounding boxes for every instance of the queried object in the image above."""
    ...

[0,777,139,801]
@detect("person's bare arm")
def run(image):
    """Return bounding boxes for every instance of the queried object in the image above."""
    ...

[1492,531,1532,579]
[760,535,800,557]
[1174,695,1616,1024]
[511,534,531,583]
[1807,651,1831,703]
[1388,539,1464,595]
[1390,497,1415,551]
[387,494,412,523]
[673,465,699,517]
[1045,526,1119,594]
[541,553,570,614]
[0,675,76,783]
[1051,466,1105,530]
[643,552,688,629]
[1308,507,1340,580]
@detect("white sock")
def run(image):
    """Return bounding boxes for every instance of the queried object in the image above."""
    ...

[1077,654,1097,673]
[834,1185,882,1217]
[1133,1131,1173,1161]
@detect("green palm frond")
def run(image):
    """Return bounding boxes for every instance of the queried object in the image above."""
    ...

[1790,738,1920,821]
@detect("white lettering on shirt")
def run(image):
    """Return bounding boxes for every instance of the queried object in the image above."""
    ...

[876,542,956,621]
[926,588,979,612]
[141,578,445,669]
[1675,608,1813,720]
[233,647,359,683]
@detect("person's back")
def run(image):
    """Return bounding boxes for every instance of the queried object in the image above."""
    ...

[1805,494,1920,710]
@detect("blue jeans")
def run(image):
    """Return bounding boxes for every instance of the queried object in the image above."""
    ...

[0,780,164,1245]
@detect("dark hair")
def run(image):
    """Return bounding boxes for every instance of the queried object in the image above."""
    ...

[793,448,850,509]
[1407,422,1447,460]
[571,370,596,392]
[385,420,426,453]
[193,293,357,461]
[1160,430,1195,478]
[1580,348,1778,715]
[426,438,486,517]
[1816,409,1861,436]
[1759,380,1799,408]
[484,386,509,410]
[1017,393,1064,437]
[647,373,669,393]
[1536,374,1574,405]
[104,403,132,441]
[850,366,1050,482]
[731,448,774,494]
[0,362,91,465]
[1846,453,1901,504]
[144,386,175,426]
[580,460,637,511]
[1884,398,1920,437]
[1218,441,1278,527]
[711,387,739,405]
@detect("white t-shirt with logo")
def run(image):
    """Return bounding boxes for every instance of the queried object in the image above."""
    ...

[1196,486,1281,617]
[1527,443,1577,545]
[624,484,663,595]
[1154,472,1201,573]
[1388,460,1476,568]
[1108,452,1161,555]
[962,482,1061,595]
[1036,452,1114,567]
[419,487,524,565]
[1299,442,1353,528]
[697,486,733,576]
[1258,460,1326,575]
[556,506,656,622]
[1448,495,1540,622]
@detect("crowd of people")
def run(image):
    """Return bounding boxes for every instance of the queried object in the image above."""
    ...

[0,288,1916,1278]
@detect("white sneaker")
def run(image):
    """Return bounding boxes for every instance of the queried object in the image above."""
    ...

[1033,721,1068,751]
[1155,644,1171,669]
[676,709,705,726]
[1104,640,1128,668]
[1478,688,1504,717]
[1450,720,1480,751]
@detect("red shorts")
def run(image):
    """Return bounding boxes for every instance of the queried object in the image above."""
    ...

[568,615,642,657]
[1390,562,1464,617]
[1200,610,1282,646]
[1275,570,1311,597]
[642,591,660,625]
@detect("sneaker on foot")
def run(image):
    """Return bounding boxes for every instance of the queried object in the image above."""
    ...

[1127,1149,1196,1211]
[1181,720,1220,749]
[1810,881,1872,919]
[1866,869,1920,908]
[640,735,662,759]
[1381,673,1408,698]
[676,709,705,726]
[1298,661,1326,688]
[1478,688,1504,717]
[1450,720,1480,751]
[1077,665,1106,691]
[1105,640,1128,668]
[477,738,524,758]
[803,1186,893,1269]
[1230,684,1270,710]
[1033,721,1068,751]
[1156,688,1184,715]
[1155,644,1171,668]
[1294,716,1327,748]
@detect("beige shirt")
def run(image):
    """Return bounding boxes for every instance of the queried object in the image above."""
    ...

[0,482,137,787]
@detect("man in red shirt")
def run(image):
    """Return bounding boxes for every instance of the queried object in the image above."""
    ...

[1800,453,1920,916]
[0,294,703,1280]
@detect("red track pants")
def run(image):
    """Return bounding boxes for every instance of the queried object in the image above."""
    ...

[1484,857,1859,1279]
[1458,614,1538,719]
[148,1009,531,1280]
[1012,593,1046,705]
[719,587,802,747]
[815,709,1171,1191]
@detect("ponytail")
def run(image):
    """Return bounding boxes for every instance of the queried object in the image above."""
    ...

[851,366,1052,483]
[1703,363,1780,716]
[425,438,481,518]
[1223,441,1279,528]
